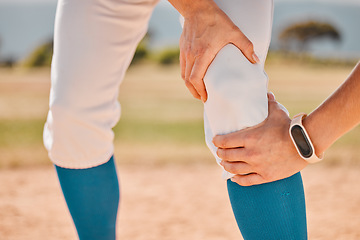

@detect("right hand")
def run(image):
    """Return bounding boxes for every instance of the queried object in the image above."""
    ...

[213,93,309,186]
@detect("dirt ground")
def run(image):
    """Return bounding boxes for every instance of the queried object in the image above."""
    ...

[0,163,359,240]
[1,64,359,239]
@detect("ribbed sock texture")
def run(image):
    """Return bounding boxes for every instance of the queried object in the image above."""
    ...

[227,172,307,240]
[55,156,120,240]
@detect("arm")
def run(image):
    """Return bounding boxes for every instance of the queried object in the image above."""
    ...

[213,62,360,186]
[167,0,259,102]
[304,62,360,156]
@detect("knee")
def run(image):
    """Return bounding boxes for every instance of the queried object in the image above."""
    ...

[44,98,116,168]
[203,44,268,132]
[204,44,268,104]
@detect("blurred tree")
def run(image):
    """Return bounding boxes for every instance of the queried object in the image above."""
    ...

[130,32,151,66]
[279,20,341,52]
[3,57,16,68]
[0,36,16,68]
[23,39,53,67]
[157,47,180,65]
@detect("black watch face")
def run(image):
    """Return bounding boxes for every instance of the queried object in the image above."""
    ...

[290,125,313,158]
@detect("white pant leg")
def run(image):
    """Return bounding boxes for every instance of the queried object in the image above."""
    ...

[203,0,274,179]
[43,0,158,169]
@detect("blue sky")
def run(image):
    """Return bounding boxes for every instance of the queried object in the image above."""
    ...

[1,0,359,60]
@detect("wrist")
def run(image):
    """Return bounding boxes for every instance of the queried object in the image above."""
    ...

[289,113,323,163]
[302,114,327,157]
[280,116,310,165]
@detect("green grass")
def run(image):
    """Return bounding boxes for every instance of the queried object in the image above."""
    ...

[0,59,359,168]
[114,118,204,144]
[0,119,45,147]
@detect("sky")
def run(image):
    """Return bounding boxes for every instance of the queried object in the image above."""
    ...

[1,0,359,60]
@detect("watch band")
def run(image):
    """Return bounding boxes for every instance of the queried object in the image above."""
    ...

[289,113,323,163]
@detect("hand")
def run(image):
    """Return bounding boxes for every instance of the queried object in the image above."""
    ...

[212,93,308,186]
[179,3,259,102]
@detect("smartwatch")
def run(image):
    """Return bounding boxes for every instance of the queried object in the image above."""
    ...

[289,113,323,163]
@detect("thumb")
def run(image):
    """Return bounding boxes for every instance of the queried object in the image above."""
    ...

[267,92,276,101]
[232,30,259,64]
[267,92,290,117]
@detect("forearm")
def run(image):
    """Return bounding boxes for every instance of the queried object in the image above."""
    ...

[167,0,217,17]
[303,62,360,156]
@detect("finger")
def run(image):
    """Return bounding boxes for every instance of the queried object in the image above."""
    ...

[213,130,246,149]
[268,96,280,112]
[184,53,195,83]
[267,95,289,116]
[231,173,265,186]
[180,50,186,80]
[184,80,201,100]
[267,92,275,101]
[231,31,259,64]
[189,51,214,102]
[217,147,247,162]
[184,54,201,100]
[221,161,253,175]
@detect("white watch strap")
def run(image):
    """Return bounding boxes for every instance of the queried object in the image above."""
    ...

[289,113,324,163]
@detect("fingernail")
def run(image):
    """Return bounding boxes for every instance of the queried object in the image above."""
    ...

[252,53,260,63]
[220,160,224,166]
[231,178,236,182]
[268,92,275,100]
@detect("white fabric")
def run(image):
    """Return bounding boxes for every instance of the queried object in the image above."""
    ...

[202,0,274,179]
[44,0,274,174]
[44,0,159,168]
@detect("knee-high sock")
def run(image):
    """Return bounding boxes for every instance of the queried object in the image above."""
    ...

[227,172,307,240]
[55,156,120,240]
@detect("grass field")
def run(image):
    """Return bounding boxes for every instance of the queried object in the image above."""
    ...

[0,60,359,168]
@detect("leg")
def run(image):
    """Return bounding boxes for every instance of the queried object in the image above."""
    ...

[55,156,119,240]
[202,0,308,239]
[227,173,307,240]
[43,0,158,238]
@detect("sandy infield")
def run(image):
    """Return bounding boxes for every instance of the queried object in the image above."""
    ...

[0,163,359,240]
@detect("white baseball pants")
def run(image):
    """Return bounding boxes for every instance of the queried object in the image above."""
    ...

[44,0,274,179]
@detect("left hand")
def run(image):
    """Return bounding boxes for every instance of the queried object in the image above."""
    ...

[213,93,308,186]
[179,3,259,102]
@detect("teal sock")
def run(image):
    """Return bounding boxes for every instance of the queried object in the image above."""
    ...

[55,156,120,240]
[227,172,307,240]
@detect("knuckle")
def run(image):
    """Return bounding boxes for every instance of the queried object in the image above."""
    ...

[262,171,272,181]
[188,75,199,84]
[243,132,252,141]
[250,156,261,169]
[193,46,204,56]
[184,46,192,57]
[246,133,259,146]
[184,80,192,88]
